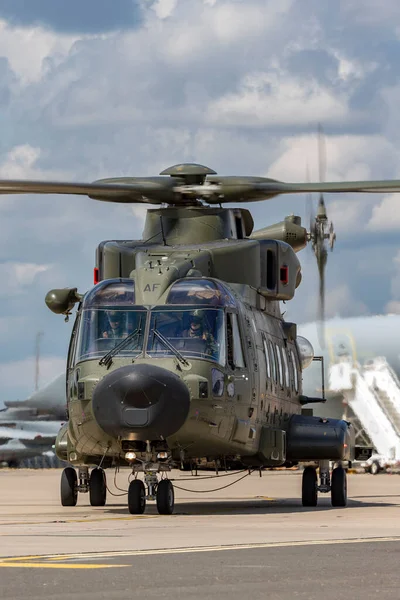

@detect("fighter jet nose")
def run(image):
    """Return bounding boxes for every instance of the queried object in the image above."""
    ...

[92,364,190,441]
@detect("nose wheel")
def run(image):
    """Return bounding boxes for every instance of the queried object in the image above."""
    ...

[301,462,348,507]
[128,476,175,515]
[156,479,175,515]
[128,479,146,514]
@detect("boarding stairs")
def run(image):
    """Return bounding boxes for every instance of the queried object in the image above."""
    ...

[329,357,400,460]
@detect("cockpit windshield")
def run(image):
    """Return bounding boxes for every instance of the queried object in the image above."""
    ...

[76,307,146,361]
[76,280,144,361]
[147,307,226,365]
[75,279,228,365]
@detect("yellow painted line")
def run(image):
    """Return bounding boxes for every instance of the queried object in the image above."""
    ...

[10,536,400,564]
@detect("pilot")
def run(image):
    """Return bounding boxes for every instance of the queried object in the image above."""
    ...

[102,311,128,339]
[182,310,217,356]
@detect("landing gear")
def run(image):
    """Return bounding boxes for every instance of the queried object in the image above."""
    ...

[128,471,175,515]
[60,466,107,507]
[128,479,146,514]
[89,468,107,507]
[302,466,317,506]
[127,442,175,515]
[61,467,78,506]
[331,466,347,507]
[156,479,175,515]
[301,461,348,508]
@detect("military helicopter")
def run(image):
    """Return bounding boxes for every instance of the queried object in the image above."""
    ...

[1,160,399,515]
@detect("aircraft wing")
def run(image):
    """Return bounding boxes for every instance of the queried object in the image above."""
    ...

[0,426,58,445]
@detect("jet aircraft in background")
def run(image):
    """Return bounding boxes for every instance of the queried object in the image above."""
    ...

[0,421,64,467]
[0,374,66,467]
[1,373,66,421]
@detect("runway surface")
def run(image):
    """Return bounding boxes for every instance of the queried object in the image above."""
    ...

[1,468,400,599]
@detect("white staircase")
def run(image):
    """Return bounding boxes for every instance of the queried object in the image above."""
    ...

[329,357,400,460]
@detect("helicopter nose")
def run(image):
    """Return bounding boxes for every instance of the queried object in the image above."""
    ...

[92,364,190,441]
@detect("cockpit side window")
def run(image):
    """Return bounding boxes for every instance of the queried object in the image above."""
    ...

[228,312,246,369]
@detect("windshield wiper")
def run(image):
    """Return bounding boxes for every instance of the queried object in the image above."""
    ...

[152,329,190,367]
[99,318,143,368]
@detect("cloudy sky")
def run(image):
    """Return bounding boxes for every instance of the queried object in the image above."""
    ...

[1,0,400,401]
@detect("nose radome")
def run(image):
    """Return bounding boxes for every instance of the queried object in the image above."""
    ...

[92,364,190,441]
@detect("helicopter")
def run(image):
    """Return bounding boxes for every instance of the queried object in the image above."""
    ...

[1,159,399,515]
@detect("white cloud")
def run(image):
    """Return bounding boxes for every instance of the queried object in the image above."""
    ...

[0,19,81,84]
[151,0,178,19]
[206,72,348,128]
[367,194,400,231]
[325,283,369,318]
[0,262,50,297]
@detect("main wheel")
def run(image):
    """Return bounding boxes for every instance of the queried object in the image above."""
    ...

[331,466,347,507]
[156,479,175,515]
[61,467,78,506]
[128,479,146,514]
[90,468,107,506]
[302,466,318,507]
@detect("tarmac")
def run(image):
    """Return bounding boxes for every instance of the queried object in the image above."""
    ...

[1,467,400,599]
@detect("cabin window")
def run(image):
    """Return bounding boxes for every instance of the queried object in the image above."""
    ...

[263,334,271,379]
[291,350,299,393]
[282,348,289,390]
[147,307,226,366]
[269,340,277,384]
[276,344,283,389]
[287,348,295,392]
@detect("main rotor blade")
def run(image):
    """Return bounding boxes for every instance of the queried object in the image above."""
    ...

[316,245,327,349]
[1,174,400,204]
[205,176,400,203]
[0,177,179,204]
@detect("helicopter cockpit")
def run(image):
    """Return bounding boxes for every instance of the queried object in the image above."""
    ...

[75,278,238,366]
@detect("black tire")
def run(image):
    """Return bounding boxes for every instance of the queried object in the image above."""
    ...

[156,479,175,515]
[61,467,78,506]
[128,479,146,514]
[331,466,347,507]
[90,468,107,507]
[302,466,318,507]
[7,460,19,469]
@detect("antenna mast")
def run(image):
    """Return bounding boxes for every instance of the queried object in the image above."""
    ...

[35,331,44,391]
